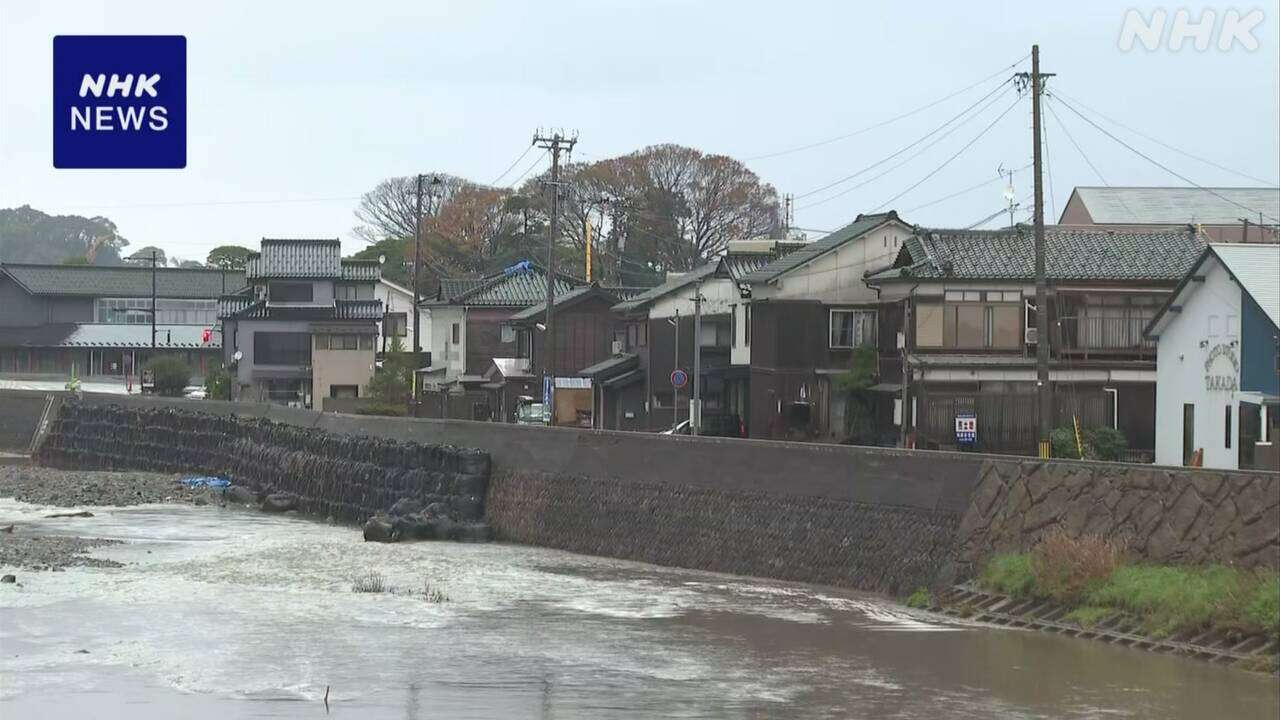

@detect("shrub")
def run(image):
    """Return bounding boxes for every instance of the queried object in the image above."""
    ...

[1030,529,1124,602]
[1050,425,1129,461]
[354,403,407,417]
[351,572,387,593]
[1063,606,1113,628]
[1242,574,1280,638]
[145,355,191,397]
[204,364,232,401]
[422,581,450,603]
[905,587,931,609]
[981,554,1036,597]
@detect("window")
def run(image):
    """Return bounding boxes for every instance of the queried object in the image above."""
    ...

[333,334,359,350]
[1225,405,1233,449]
[268,282,313,303]
[383,312,407,337]
[95,298,217,325]
[924,292,1022,350]
[335,284,357,300]
[314,335,329,350]
[1183,403,1196,465]
[330,385,359,399]
[254,332,310,365]
[452,323,461,344]
[830,309,876,348]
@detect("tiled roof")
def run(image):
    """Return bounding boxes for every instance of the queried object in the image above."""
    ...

[0,323,219,349]
[509,284,640,321]
[718,245,807,283]
[866,226,1206,283]
[611,262,721,314]
[436,262,582,307]
[579,352,638,378]
[741,212,903,284]
[1,263,245,298]
[437,276,487,300]
[334,299,384,320]
[1068,186,1280,225]
[246,239,342,279]
[341,260,381,281]
[217,295,382,321]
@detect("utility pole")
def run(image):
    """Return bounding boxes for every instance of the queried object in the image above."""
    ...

[584,218,593,283]
[533,129,577,425]
[672,308,680,433]
[1029,44,1053,458]
[150,250,157,351]
[690,280,704,435]
[412,173,423,355]
[783,194,794,237]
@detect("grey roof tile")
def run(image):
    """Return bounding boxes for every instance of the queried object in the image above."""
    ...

[2,263,245,298]
[611,262,720,314]
[246,239,342,279]
[866,226,1206,283]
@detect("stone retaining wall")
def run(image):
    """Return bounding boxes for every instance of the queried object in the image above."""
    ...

[485,470,960,595]
[955,458,1280,574]
[35,401,491,525]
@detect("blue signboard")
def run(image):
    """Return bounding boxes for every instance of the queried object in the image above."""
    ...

[955,411,977,445]
[53,35,187,168]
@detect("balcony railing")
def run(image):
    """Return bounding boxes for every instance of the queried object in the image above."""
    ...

[1055,316,1155,358]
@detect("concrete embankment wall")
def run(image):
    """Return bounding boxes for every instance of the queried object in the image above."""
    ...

[34,399,491,525]
[8,390,1279,594]
[0,390,49,452]
[955,458,1280,574]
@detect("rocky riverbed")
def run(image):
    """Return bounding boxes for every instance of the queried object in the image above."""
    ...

[0,465,212,574]
[0,466,203,507]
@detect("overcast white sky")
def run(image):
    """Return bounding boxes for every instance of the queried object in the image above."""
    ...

[2,0,1277,263]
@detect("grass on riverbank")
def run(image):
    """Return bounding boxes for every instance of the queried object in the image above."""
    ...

[979,534,1280,640]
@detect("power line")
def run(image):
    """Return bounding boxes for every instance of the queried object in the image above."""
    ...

[1053,95,1280,224]
[1052,88,1278,186]
[508,149,550,188]
[872,96,1024,211]
[794,78,1015,201]
[489,144,537,186]
[796,85,1015,211]
[743,52,1030,161]
[903,162,1032,213]
[1045,98,1109,185]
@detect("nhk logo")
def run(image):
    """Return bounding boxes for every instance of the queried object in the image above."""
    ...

[53,35,186,169]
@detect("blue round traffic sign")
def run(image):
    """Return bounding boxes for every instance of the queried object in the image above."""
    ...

[670,368,688,389]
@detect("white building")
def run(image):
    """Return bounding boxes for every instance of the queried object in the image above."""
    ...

[374,278,429,353]
[1147,244,1280,470]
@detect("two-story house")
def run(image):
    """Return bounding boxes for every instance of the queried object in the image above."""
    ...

[415,262,587,419]
[1,262,241,382]
[737,211,913,442]
[217,238,382,408]
[1146,243,1279,470]
[865,225,1206,458]
[373,277,429,354]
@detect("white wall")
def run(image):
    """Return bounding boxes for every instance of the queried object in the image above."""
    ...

[1153,259,1244,468]
[422,305,465,377]
[753,223,910,303]
[375,280,429,351]
[649,276,737,319]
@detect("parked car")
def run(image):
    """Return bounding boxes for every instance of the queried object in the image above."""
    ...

[515,401,549,426]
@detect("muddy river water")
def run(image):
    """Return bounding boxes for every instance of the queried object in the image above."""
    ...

[1,499,1276,719]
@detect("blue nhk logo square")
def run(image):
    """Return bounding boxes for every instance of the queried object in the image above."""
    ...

[53,35,186,169]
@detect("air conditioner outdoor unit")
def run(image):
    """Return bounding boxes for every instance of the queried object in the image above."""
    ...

[611,339,624,355]
[1026,327,1039,345]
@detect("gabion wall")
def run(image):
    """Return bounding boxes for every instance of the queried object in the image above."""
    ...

[36,401,491,524]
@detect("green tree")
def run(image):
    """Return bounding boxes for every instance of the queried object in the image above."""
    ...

[61,256,90,265]
[348,237,408,286]
[835,346,880,445]
[206,245,254,270]
[145,355,191,397]
[126,246,167,266]
[204,364,232,400]
[0,205,129,265]
[365,337,414,407]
